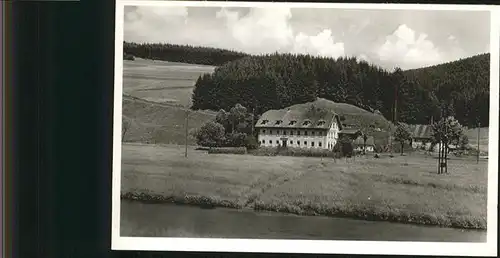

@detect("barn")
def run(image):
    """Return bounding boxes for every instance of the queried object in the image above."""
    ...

[408,124,433,150]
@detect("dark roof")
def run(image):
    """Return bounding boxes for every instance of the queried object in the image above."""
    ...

[353,136,375,146]
[256,105,341,130]
[408,124,433,139]
[339,128,361,134]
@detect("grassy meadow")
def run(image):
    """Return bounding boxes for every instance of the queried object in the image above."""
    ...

[121,143,488,230]
[123,58,215,107]
[465,127,489,154]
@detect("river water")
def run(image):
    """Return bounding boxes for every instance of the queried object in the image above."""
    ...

[121,200,486,242]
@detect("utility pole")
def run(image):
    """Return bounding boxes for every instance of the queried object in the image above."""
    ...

[394,79,399,124]
[389,124,393,156]
[185,109,189,158]
[477,121,481,164]
[251,107,255,136]
[437,106,443,174]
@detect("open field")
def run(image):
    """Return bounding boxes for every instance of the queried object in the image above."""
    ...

[122,96,216,145]
[121,58,217,145]
[123,58,215,107]
[121,143,488,229]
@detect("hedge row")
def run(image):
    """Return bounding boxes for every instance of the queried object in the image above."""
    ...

[208,147,248,155]
[250,147,343,158]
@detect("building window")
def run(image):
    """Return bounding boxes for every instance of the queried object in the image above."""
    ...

[275,120,283,125]
[262,129,266,134]
[298,141,301,145]
[290,130,294,135]
[303,120,311,126]
[319,142,322,147]
[312,131,315,136]
[260,120,269,125]
[317,120,326,126]
[304,131,308,136]
[312,142,315,147]
[290,140,293,144]
[284,130,287,135]
[276,140,279,144]
[304,141,307,146]
[289,120,297,126]
[269,140,272,144]
[298,130,301,136]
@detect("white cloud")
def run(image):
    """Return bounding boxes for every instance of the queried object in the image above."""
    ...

[216,7,294,53]
[292,29,345,58]
[358,54,369,62]
[377,24,442,68]
[124,7,188,42]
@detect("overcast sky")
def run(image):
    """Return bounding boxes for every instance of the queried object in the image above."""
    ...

[124,6,490,70]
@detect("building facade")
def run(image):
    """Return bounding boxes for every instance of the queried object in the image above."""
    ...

[255,106,343,150]
[408,124,433,150]
[353,135,375,153]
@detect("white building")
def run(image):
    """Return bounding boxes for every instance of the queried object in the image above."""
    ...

[255,105,344,150]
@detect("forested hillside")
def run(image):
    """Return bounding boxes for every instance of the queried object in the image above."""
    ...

[191,53,490,128]
[123,42,249,66]
[403,54,490,127]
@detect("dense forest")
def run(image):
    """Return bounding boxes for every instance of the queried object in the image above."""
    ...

[191,53,490,128]
[123,42,249,66]
[403,54,490,127]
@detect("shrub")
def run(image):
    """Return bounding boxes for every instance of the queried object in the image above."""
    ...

[334,135,354,157]
[195,121,226,147]
[244,135,260,150]
[208,147,247,155]
[223,132,247,147]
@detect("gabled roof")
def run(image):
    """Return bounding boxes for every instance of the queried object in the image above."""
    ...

[256,105,342,130]
[339,128,361,134]
[408,124,433,139]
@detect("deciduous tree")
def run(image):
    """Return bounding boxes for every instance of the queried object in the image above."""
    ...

[394,122,412,155]
[194,121,226,147]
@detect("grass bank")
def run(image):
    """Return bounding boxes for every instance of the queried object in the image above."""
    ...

[121,143,488,230]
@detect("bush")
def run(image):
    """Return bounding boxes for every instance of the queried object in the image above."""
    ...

[223,132,247,147]
[391,142,414,154]
[333,135,354,157]
[195,121,226,147]
[208,147,247,155]
[244,135,260,150]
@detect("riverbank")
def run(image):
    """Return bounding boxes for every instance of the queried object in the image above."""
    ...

[121,143,488,230]
[121,200,487,241]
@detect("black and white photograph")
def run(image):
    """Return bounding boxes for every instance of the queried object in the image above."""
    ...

[112,1,498,256]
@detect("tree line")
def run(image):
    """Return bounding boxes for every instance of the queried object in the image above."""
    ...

[123,42,249,66]
[191,52,490,128]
